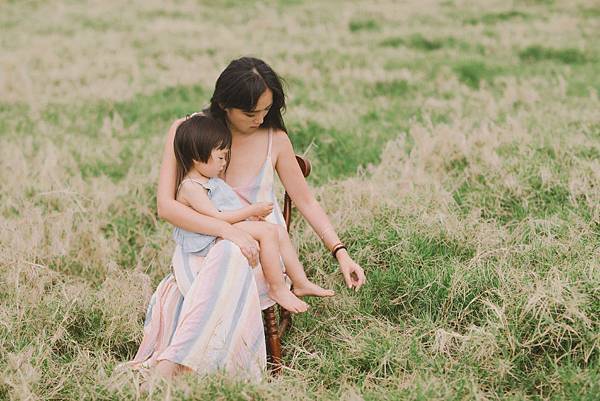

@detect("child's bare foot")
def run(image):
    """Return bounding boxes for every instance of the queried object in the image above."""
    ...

[293,281,335,297]
[269,286,309,313]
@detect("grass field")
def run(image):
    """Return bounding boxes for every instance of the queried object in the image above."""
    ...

[1,0,599,399]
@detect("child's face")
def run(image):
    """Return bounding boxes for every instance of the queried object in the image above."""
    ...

[193,148,228,178]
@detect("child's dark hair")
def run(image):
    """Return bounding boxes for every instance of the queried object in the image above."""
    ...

[174,114,231,189]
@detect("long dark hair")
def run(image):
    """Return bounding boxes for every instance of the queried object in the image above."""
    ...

[173,115,231,189]
[206,57,287,133]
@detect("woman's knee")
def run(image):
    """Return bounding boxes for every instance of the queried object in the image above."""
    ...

[265,222,281,242]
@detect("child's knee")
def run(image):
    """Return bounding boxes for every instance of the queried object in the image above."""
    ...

[275,224,288,241]
[255,222,279,241]
[265,223,280,240]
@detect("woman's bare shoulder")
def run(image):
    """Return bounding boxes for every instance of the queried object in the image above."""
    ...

[272,128,292,148]
[167,113,204,139]
[172,112,205,127]
[168,117,186,135]
[271,129,296,167]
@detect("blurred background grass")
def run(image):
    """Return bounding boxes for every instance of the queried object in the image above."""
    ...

[1,0,599,399]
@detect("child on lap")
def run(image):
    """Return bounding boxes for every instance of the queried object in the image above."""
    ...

[172,115,334,313]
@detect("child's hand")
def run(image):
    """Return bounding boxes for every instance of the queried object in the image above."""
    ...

[251,202,273,218]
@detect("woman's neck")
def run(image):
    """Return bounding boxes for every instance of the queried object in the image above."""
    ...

[230,129,261,147]
[227,121,260,140]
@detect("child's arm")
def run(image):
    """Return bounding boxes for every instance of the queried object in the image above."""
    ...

[178,182,273,224]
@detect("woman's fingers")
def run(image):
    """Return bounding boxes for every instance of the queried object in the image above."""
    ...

[241,246,258,267]
[227,227,260,267]
[340,259,366,291]
[242,243,259,266]
[352,264,366,291]
[243,237,260,267]
[342,269,354,289]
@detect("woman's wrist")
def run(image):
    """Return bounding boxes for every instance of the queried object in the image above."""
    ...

[331,242,346,258]
[334,248,350,264]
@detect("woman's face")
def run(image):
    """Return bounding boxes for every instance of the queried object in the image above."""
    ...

[225,88,273,135]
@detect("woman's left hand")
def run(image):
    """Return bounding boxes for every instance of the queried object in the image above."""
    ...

[336,250,366,291]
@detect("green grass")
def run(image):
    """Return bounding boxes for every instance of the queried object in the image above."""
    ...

[379,34,480,53]
[465,10,530,25]
[349,18,380,32]
[348,218,479,323]
[407,34,453,51]
[453,60,501,89]
[289,120,387,183]
[102,183,160,269]
[371,79,410,97]
[519,45,589,64]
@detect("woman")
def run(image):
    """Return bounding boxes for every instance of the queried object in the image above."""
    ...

[130,57,366,380]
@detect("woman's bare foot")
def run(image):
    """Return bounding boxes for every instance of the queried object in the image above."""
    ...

[138,366,159,394]
[268,286,309,313]
[155,360,179,379]
[138,361,193,394]
[293,280,335,297]
[139,378,154,394]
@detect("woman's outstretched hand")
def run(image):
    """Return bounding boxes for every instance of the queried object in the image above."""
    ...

[336,250,366,291]
[222,226,260,267]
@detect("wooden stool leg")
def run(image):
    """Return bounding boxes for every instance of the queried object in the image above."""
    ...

[263,306,282,375]
[278,306,292,337]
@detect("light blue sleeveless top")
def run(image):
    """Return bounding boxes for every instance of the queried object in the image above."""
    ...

[173,177,244,256]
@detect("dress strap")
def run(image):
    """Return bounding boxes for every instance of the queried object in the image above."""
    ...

[182,177,208,186]
[177,177,210,194]
[267,128,273,158]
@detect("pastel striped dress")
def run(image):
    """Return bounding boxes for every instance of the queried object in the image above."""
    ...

[128,129,287,380]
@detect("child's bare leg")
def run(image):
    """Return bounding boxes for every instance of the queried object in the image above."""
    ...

[233,221,308,313]
[275,225,335,297]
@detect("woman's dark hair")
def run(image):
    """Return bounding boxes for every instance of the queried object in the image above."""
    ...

[207,57,287,133]
[173,114,231,189]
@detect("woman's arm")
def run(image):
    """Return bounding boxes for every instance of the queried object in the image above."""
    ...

[157,118,259,265]
[273,131,366,290]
